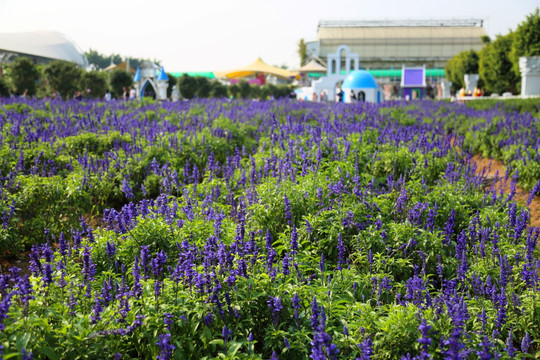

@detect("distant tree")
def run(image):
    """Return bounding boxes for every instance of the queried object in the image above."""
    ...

[238,80,251,98]
[44,60,83,99]
[275,85,292,99]
[479,33,519,94]
[195,77,211,98]
[229,83,240,99]
[85,49,160,71]
[177,74,198,99]
[210,81,228,98]
[109,70,133,99]
[0,77,10,97]
[80,71,108,98]
[445,50,479,92]
[298,39,308,66]
[166,73,177,98]
[511,8,540,74]
[86,49,118,70]
[250,84,261,99]
[512,8,540,56]
[481,35,491,44]
[9,57,40,96]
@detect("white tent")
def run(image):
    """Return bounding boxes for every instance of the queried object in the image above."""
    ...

[0,31,88,67]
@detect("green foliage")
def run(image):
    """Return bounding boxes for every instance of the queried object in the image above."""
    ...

[463,97,540,116]
[109,69,133,99]
[166,73,177,98]
[210,81,229,98]
[86,49,123,70]
[229,83,240,98]
[86,48,161,70]
[445,50,479,92]
[511,8,540,64]
[298,39,308,66]
[178,74,198,99]
[479,33,519,94]
[195,77,212,98]
[239,80,252,99]
[44,60,83,99]
[0,77,10,97]
[8,57,40,96]
[80,70,108,99]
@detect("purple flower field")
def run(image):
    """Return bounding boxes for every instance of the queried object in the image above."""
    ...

[0,98,538,359]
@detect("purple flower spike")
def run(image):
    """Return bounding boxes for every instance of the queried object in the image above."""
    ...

[156,333,175,360]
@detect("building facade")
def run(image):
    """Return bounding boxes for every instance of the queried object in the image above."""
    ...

[306,19,487,70]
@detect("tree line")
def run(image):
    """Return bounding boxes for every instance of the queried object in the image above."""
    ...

[0,58,294,101]
[445,8,540,94]
[176,74,293,100]
[0,58,132,99]
[85,49,160,71]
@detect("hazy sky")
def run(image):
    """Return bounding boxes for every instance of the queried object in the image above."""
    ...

[0,0,538,72]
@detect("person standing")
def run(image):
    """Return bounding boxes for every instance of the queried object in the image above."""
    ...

[129,87,136,100]
[104,89,112,101]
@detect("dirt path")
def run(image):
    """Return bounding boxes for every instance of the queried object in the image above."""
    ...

[470,155,540,228]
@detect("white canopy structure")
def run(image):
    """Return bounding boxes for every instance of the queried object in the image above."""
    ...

[0,31,88,67]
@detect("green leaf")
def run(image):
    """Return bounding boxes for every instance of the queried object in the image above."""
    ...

[40,347,59,360]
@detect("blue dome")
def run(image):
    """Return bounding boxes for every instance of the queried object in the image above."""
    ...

[342,70,378,89]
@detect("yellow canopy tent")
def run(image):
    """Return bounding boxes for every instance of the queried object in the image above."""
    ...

[214,58,299,80]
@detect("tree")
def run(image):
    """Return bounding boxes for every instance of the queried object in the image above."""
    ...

[511,8,540,74]
[298,39,308,66]
[8,57,40,96]
[109,70,133,99]
[80,71,108,98]
[195,77,211,98]
[177,74,197,99]
[479,33,519,94]
[85,49,160,71]
[210,81,228,98]
[0,77,10,97]
[250,84,261,99]
[229,83,240,99]
[445,50,479,92]
[166,73,177,98]
[44,60,83,99]
[512,8,540,57]
[238,80,251,98]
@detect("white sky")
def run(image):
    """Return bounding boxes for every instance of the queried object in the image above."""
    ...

[0,0,538,72]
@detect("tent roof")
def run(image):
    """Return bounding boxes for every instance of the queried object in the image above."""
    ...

[297,60,327,72]
[214,58,299,80]
[103,61,136,74]
[0,31,88,67]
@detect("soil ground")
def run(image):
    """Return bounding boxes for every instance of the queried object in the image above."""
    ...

[470,154,540,228]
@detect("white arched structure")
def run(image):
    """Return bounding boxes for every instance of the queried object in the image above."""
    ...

[313,45,360,101]
[133,61,169,101]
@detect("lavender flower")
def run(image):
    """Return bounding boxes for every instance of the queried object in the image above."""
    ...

[267,296,282,326]
[156,333,175,360]
[521,332,531,354]
[121,177,134,199]
[284,336,290,349]
[290,225,298,252]
[337,233,345,271]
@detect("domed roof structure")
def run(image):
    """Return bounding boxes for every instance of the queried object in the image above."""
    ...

[0,31,88,67]
[342,70,378,89]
